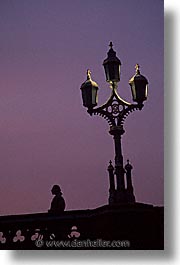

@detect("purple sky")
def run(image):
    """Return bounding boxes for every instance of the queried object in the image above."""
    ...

[0,0,163,215]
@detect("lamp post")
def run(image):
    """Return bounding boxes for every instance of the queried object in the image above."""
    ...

[80,42,148,204]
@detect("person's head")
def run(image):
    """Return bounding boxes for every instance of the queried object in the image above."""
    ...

[51,185,61,195]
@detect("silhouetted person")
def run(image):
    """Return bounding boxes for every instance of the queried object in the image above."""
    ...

[48,185,65,214]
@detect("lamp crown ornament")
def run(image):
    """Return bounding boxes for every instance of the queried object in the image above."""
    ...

[125,159,133,171]
[107,41,119,60]
[108,160,114,171]
[87,69,91,80]
[135,64,140,75]
[109,41,113,49]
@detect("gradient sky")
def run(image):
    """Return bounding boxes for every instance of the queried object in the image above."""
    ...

[0,0,164,215]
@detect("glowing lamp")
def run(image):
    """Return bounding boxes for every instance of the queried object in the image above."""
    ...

[129,64,148,104]
[103,42,121,83]
[80,70,99,109]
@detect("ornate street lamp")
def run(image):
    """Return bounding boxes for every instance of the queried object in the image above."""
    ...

[129,63,148,105]
[80,42,148,204]
[103,42,121,83]
[80,69,99,109]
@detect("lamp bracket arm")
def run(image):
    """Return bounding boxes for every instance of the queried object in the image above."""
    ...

[93,89,115,112]
[90,88,131,113]
[113,89,131,107]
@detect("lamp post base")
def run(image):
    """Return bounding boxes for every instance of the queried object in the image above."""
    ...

[108,189,135,205]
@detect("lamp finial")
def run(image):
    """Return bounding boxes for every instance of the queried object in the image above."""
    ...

[87,69,91,80]
[135,64,140,75]
[109,41,113,49]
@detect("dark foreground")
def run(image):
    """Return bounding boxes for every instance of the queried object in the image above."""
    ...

[0,203,164,250]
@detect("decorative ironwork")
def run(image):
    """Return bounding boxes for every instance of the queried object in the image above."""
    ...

[13,230,25,242]
[87,82,143,129]
[0,232,6,244]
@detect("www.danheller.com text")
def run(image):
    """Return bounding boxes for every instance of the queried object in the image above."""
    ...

[35,238,130,248]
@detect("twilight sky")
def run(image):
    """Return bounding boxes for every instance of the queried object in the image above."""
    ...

[0,0,163,215]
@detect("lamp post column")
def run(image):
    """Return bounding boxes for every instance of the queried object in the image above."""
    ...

[109,126,126,202]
